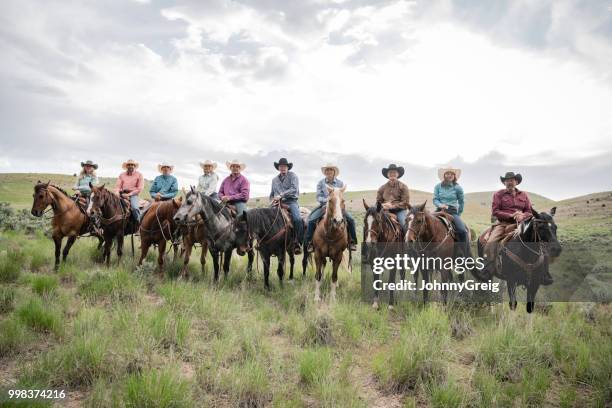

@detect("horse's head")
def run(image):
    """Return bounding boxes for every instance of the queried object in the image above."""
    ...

[363,199,383,243]
[87,184,108,217]
[406,201,427,242]
[31,181,52,217]
[174,187,201,224]
[327,185,346,227]
[531,207,562,259]
[233,211,250,255]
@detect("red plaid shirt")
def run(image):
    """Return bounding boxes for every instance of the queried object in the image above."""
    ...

[491,188,532,222]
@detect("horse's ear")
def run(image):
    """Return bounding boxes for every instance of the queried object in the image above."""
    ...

[376,201,382,212]
[327,185,333,194]
[190,185,195,194]
[89,182,93,188]
[418,201,426,212]
[362,198,369,210]
[99,184,105,190]
[531,207,540,218]
[45,180,50,187]
[550,206,556,216]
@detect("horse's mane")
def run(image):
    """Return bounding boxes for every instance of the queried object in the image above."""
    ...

[246,207,284,236]
[200,193,232,219]
[35,183,70,197]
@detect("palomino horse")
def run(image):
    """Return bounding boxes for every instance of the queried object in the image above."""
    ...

[406,201,463,304]
[477,208,561,313]
[87,184,135,266]
[138,197,182,276]
[234,205,299,289]
[173,192,253,282]
[363,199,404,309]
[312,186,350,303]
[31,181,102,269]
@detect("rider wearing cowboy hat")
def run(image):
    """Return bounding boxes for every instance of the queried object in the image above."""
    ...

[197,160,219,199]
[303,163,357,252]
[270,158,303,254]
[218,160,250,216]
[149,163,178,201]
[433,167,471,257]
[115,159,144,222]
[376,164,410,231]
[73,160,98,197]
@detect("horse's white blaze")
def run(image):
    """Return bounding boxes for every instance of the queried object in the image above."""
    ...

[332,189,343,223]
[365,215,374,243]
[86,192,95,214]
[406,213,414,240]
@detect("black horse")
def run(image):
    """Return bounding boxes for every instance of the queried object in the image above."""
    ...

[174,190,253,282]
[235,206,299,289]
[477,207,561,313]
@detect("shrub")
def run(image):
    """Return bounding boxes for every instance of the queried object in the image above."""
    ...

[31,274,59,296]
[123,369,191,408]
[0,249,25,283]
[16,297,64,336]
[298,348,332,387]
[0,286,16,313]
[0,317,29,357]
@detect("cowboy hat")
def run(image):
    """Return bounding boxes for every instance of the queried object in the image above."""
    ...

[500,172,522,184]
[121,159,139,170]
[274,158,293,170]
[157,162,174,173]
[226,159,246,171]
[81,160,98,169]
[199,160,217,170]
[321,163,340,177]
[438,167,461,182]
[382,164,404,179]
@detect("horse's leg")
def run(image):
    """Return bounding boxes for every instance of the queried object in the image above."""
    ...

[302,250,308,277]
[138,239,150,266]
[157,239,166,277]
[200,242,208,275]
[422,269,430,304]
[103,235,112,267]
[263,254,271,290]
[97,236,104,250]
[526,282,539,314]
[288,250,295,281]
[53,235,62,269]
[211,249,220,282]
[246,249,254,273]
[330,255,340,304]
[314,252,323,302]
[116,233,124,263]
[277,251,285,287]
[223,248,232,279]
[62,236,77,263]
[182,236,193,278]
[388,267,397,309]
[508,280,517,311]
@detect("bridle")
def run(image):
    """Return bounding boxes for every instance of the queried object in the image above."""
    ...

[90,189,127,225]
[406,210,451,254]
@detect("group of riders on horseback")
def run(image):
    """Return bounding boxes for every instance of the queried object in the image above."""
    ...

[33,156,560,309]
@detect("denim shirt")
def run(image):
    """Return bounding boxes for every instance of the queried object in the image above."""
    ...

[316,178,344,206]
[269,171,299,201]
[150,175,178,199]
[74,174,98,196]
[433,182,464,215]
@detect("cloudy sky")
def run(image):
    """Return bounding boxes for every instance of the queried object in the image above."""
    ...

[1,0,611,200]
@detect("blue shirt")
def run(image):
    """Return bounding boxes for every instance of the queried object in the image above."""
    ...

[316,177,344,205]
[433,182,464,215]
[270,171,299,201]
[150,174,178,199]
[74,174,98,196]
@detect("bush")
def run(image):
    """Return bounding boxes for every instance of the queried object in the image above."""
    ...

[0,317,29,357]
[0,286,16,313]
[123,369,191,408]
[0,248,25,283]
[31,274,59,296]
[16,297,64,336]
[79,268,142,303]
[298,348,332,386]
[148,307,191,350]
[0,202,48,234]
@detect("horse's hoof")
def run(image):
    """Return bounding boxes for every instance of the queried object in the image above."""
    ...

[388,305,394,311]
[372,302,379,310]
[288,279,295,285]
[314,295,321,303]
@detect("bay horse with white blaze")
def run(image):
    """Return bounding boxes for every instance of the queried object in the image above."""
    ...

[31,181,103,269]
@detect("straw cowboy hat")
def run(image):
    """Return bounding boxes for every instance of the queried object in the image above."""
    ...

[226,159,246,171]
[81,160,98,169]
[500,171,522,184]
[438,167,461,182]
[199,160,217,170]
[382,164,404,179]
[274,158,293,171]
[157,162,174,173]
[321,163,340,177]
[121,159,139,170]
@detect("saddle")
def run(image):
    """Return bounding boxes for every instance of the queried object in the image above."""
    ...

[432,212,456,240]
[478,223,518,247]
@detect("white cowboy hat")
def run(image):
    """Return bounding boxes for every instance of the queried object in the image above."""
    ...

[226,159,246,171]
[157,162,174,173]
[199,160,217,170]
[121,159,139,170]
[438,167,461,182]
[321,163,340,177]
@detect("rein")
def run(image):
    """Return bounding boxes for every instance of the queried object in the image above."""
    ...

[408,211,451,254]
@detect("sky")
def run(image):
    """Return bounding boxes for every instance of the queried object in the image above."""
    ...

[0,0,611,200]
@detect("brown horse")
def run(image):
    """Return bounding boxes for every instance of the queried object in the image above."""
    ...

[363,199,404,309]
[138,197,182,275]
[406,201,463,303]
[178,215,208,278]
[87,184,135,266]
[313,186,349,303]
[31,181,102,269]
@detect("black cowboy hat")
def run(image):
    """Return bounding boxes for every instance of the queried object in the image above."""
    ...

[500,171,522,184]
[81,160,98,169]
[382,164,404,179]
[274,158,293,170]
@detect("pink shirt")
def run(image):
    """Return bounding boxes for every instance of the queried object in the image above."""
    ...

[115,171,144,196]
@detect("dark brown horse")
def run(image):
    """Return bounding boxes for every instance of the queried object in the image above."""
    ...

[87,184,135,266]
[312,186,349,303]
[138,197,182,275]
[363,199,404,309]
[406,201,463,303]
[31,181,103,269]
[178,215,208,278]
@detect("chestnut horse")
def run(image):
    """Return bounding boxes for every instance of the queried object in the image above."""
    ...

[313,186,350,303]
[31,181,102,269]
[138,197,182,276]
[178,215,208,278]
[406,201,462,304]
[363,199,404,309]
[87,184,135,266]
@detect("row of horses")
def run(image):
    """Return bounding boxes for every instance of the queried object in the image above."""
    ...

[31,181,561,312]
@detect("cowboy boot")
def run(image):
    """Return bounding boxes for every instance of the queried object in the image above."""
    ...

[541,269,554,286]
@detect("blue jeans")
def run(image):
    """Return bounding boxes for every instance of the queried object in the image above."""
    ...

[304,205,357,245]
[437,208,471,256]
[283,199,303,243]
[390,208,407,228]
[129,195,140,222]
[230,200,247,217]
